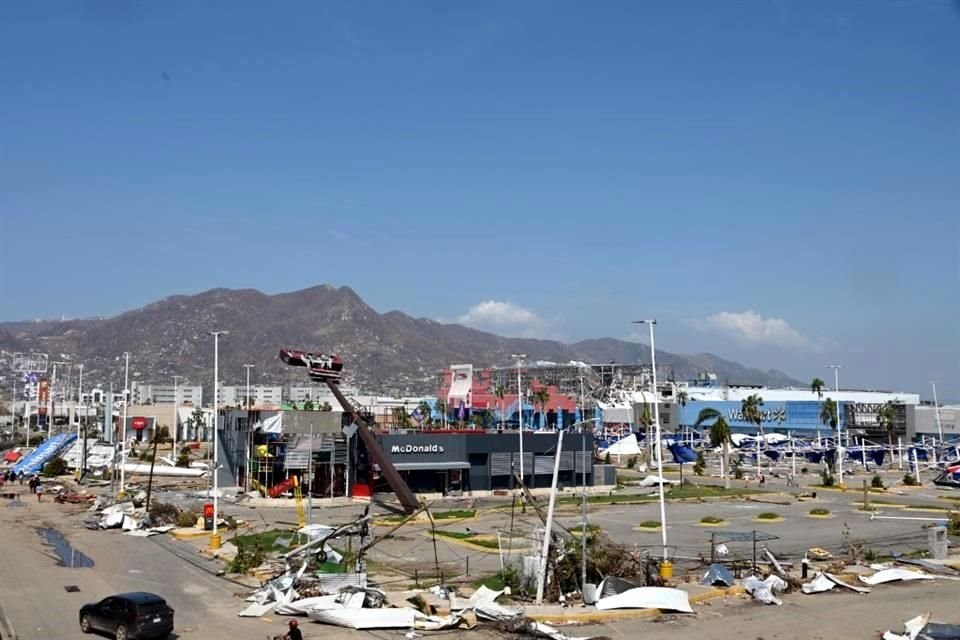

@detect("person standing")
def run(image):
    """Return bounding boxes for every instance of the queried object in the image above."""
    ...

[35,481,44,502]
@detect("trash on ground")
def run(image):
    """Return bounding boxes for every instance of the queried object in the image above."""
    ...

[859,569,935,586]
[881,612,960,640]
[594,586,693,613]
[743,574,788,606]
[702,563,735,587]
[801,572,870,595]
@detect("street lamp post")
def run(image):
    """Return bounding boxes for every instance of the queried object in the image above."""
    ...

[210,331,228,550]
[242,364,255,493]
[119,352,130,492]
[172,375,183,457]
[510,354,526,484]
[632,320,669,563]
[76,364,84,476]
[828,365,843,485]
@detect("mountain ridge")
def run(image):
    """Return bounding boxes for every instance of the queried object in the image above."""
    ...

[0,285,802,394]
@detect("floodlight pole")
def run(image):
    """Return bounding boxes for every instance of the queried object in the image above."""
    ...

[828,365,843,484]
[633,320,668,562]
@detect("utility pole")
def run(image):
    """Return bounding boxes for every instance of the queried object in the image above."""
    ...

[76,364,84,478]
[172,375,183,457]
[209,330,227,550]
[633,320,669,563]
[119,352,130,492]
[242,364,255,493]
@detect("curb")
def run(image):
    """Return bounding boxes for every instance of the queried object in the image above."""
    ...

[526,586,745,624]
[169,529,213,540]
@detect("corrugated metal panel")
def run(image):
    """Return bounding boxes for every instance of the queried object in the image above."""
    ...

[285,450,310,470]
[559,451,574,471]
[534,455,553,474]
[490,452,512,476]
[514,452,533,472]
[574,451,591,473]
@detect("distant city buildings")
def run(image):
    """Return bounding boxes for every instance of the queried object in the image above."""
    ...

[131,382,203,406]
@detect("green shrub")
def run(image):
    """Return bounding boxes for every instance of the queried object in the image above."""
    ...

[626,456,637,469]
[948,511,960,535]
[903,474,918,486]
[604,452,611,465]
[809,508,831,516]
[42,458,69,477]
[227,538,266,573]
[176,452,191,468]
[871,474,885,489]
[693,461,705,476]
[801,466,809,474]
[638,520,661,529]
[148,502,180,525]
[176,511,199,528]
[694,451,706,476]
[733,465,744,480]
[700,516,723,524]
[756,512,780,520]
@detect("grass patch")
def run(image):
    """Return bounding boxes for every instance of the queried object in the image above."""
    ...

[809,508,831,516]
[558,484,765,507]
[231,528,296,551]
[570,524,601,537]
[433,530,476,540]
[756,512,781,520]
[638,520,662,529]
[700,516,724,525]
[433,509,476,520]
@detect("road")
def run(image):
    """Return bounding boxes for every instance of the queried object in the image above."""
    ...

[0,486,345,640]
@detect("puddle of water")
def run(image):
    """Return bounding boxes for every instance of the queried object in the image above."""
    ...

[37,528,95,568]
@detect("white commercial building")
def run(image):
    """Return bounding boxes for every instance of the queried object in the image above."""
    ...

[131,382,203,406]
[221,385,283,407]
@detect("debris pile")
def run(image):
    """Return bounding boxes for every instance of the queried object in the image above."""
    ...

[884,613,960,640]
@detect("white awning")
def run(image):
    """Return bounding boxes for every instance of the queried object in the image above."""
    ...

[393,461,471,471]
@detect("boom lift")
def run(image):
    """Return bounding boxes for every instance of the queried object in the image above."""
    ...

[279,348,420,514]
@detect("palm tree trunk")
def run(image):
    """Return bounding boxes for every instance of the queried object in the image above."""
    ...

[723,441,731,489]
[888,431,895,469]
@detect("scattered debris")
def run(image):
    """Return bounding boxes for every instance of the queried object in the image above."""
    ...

[801,572,870,595]
[702,564,735,587]
[859,569,934,586]
[883,612,960,640]
[743,575,788,606]
[594,586,693,613]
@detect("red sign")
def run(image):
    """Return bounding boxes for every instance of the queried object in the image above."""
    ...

[131,417,148,431]
[38,379,49,415]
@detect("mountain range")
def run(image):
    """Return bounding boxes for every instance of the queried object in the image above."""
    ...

[0,285,801,395]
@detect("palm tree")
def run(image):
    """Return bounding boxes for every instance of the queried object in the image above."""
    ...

[675,390,689,443]
[416,400,432,427]
[494,383,507,431]
[876,401,898,468]
[533,387,551,429]
[741,394,765,477]
[639,402,653,466]
[810,378,825,399]
[695,408,731,489]
[434,399,449,427]
[393,406,412,428]
[819,398,839,472]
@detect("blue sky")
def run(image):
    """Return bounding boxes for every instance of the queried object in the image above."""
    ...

[1,1,957,399]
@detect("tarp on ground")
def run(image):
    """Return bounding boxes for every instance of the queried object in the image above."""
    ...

[668,444,698,464]
[600,433,641,456]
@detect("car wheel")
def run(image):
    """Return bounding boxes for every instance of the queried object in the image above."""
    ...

[79,614,92,633]
[115,623,128,640]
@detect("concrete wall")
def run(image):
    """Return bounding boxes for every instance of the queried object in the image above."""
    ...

[908,405,960,439]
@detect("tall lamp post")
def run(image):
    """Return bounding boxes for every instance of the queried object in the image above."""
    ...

[242,364,255,493]
[119,352,130,492]
[931,382,944,459]
[632,320,669,563]
[510,353,527,483]
[172,375,183,457]
[210,330,228,550]
[76,364,84,477]
[827,365,843,485]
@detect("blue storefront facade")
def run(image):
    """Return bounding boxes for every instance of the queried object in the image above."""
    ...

[679,400,844,435]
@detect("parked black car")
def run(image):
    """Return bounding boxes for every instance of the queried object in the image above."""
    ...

[79,592,174,640]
